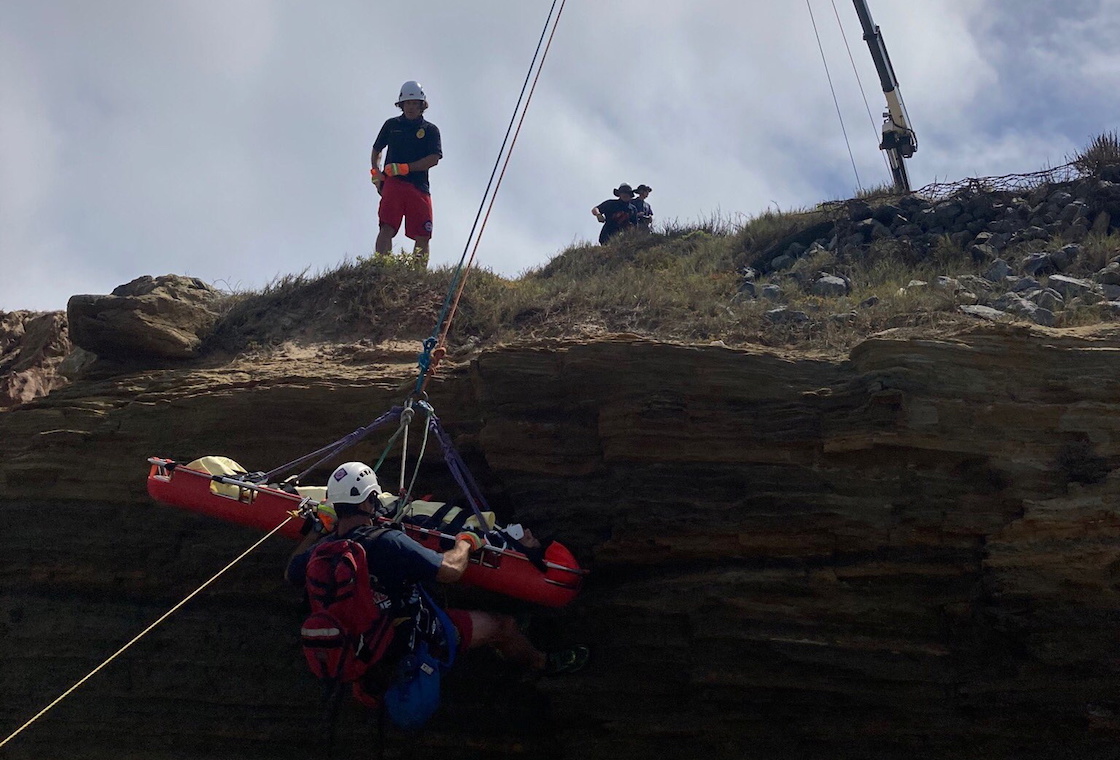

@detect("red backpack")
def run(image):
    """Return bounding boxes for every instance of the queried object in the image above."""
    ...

[300,531,395,686]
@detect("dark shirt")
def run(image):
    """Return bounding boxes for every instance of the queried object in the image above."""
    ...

[596,198,637,244]
[373,116,443,195]
[287,524,451,662]
[634,199,653,228]
[286,525,442,607]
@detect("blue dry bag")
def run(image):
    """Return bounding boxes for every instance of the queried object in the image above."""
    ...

[382,588,457,730]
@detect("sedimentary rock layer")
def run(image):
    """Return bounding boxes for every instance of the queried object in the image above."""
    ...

[3,328,1120,759]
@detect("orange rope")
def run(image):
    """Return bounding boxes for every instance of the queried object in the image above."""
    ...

[420,0,568,392]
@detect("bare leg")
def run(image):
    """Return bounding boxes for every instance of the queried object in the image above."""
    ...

[467,611,545,670]
[412,237,430,268]
[375,224,396,255]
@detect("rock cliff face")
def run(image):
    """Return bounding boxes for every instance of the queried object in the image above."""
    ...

[0,310,72,411]
[4,328,1120,760]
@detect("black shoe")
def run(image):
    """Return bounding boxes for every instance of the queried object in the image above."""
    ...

[543,645,590,676]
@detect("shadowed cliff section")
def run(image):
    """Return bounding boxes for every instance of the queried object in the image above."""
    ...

[4,326,1120,760]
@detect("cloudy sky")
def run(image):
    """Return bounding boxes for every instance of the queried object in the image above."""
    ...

[2,1,1118,311]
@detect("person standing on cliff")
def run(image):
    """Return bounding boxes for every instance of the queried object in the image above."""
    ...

[632,184,653,231]
[591,183,638,245]
[370,81,442,268]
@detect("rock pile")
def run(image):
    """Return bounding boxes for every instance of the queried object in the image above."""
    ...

[745,179,1120,326]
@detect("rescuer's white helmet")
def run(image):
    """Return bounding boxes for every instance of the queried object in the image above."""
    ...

[396,80,427,107]
[326,462,381,506]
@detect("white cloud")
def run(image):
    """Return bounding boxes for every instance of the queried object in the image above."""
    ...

[1,1,1116,311]
[0,33,61,255]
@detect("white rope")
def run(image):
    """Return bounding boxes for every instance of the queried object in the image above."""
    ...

[829,0,893,179]
[806,0,863,192]
[0,515,294,750]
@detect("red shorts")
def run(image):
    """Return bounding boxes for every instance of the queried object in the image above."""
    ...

[445,608,473,650]
[378,177,434,240]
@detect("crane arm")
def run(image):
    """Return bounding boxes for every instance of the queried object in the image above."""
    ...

[852,0,916,191]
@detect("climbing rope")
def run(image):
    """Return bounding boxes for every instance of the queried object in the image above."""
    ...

[413,0,568,395]
[6,8,575,751]
[806,0,862,192]
[829,0,893,179]
[0,516,295,751]
[401,404,433,509]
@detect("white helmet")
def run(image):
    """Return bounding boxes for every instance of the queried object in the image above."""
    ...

[396,80,427,107]
[326,462,381,506]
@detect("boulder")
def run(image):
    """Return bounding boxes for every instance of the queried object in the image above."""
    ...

[847,200,873,222]
[769,254,794,272]
[969,243,998,264]
[764,306,810,324]
[761,284,784,302]
[992,294,1056,327]
[958,304,1012,322]
[1022,252,1055,278]
[1028,288,1064,312]
[1094,262,1120,286]
[872,204,902,226]
[1049,244,1082,272]
[983,259,1012,282]
[67,275,222,360]
[957,275,993,295]
[811,275,850,297]
[1047,274,1096,300]
[1009,275,1042,293]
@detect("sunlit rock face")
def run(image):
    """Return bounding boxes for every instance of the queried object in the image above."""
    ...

[0,310,72,411]
[4,327,1120,760]
[67,275,222,360]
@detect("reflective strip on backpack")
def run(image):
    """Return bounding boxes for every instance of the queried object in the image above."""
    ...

[301,625,342,639]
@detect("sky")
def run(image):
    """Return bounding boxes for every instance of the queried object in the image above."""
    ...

[2,0,1119,311]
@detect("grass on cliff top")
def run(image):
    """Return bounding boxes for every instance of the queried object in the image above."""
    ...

[206,213,996,359]
[208,133,1120,358]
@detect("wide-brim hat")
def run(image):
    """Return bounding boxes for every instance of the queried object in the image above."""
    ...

[633,184,652,194]
[613,183,635,197]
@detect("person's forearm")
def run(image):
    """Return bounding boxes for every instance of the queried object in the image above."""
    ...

[371,148,382,169]
[436,539,471,583]
[408,154,440,172]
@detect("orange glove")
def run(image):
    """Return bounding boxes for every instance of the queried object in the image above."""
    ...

[370,167,383,185]
[316,504,337,533]
[383,162,410,177]
[456,531,484,552]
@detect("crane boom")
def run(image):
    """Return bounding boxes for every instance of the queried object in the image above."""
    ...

[852,0,916,193]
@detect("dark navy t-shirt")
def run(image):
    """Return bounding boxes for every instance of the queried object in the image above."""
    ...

[596,198,637,244]
[286,525,442,604]
[373,116,443,195]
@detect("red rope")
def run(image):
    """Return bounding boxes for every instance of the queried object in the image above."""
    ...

[425,0,569,383]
